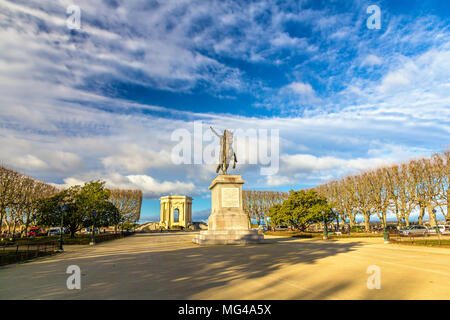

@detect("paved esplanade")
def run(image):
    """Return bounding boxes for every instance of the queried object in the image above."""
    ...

[0,233,449,299]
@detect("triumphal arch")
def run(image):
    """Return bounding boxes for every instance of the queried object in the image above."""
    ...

[159,195,193,229]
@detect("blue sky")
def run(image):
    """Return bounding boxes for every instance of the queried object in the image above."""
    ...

[0,0,449,222]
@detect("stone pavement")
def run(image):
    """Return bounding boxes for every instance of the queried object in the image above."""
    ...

[0,232,449,299]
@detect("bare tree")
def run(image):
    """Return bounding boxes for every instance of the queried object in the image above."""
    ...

[0,166,20,231]
[393,163,416,227]
[435,151,449,220]
[243,190,288,227]
[315,150,448,230]
[108,189,143,231]
[0,165,59,236]
[367,168,390,228]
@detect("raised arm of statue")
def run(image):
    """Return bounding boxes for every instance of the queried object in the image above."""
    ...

[210,126,222,138]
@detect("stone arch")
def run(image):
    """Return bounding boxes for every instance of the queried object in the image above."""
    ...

[159,195,193,229]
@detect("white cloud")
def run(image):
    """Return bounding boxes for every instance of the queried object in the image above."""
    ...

[270,33,306,48]
[0,0,448,200]
[127,175,195,197]
[378,71,411,93]
[51,151,82,172]
[281,153,390,176]
[15,155,49,171]
[287,82,316,96]
[266,174,294,187]
[361,54,382,67]
[0,0,244,93]
[61,172,196,199]
[101,145,172,173]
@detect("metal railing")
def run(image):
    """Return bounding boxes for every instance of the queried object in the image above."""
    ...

[93,231,134,243]
[389,232,450,247]
[0,241,59,266]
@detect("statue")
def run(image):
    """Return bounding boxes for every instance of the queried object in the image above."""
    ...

[192,129,263,245]
[210,126,237,175]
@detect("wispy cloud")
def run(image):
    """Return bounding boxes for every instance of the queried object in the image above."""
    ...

[0,0,449,205]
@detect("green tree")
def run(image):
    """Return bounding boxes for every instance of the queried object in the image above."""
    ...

[76,181,111,217]
[35,186,85,237]
[85,200,122,230]
[268,190,333,231]
[35,181,118,237]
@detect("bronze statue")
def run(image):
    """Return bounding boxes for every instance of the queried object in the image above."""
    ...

[210,126,237,174]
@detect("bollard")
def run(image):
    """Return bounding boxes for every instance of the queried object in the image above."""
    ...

[383,231,390,244]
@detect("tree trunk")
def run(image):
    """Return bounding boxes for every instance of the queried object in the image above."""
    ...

[405,216,410,227]
[395,207,402,227]
[349,213,355,228]
[427,204,437,226]
[70,226,76,238]
[440,206,448,223]
[24,211,31,238]
[363,212,370,232]
[264,216,269,229]
[418,205,425,225]
[381,211,387,228]
[0,209,5,234]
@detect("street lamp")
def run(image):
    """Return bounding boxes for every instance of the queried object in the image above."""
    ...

[59,205,67,251]
[90,211,97,246]
[322,210,328,240]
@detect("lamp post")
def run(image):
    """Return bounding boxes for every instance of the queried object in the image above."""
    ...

[59,205,67,251]
[322,210,328,240]
[432,209,442,245]
[90,211,97,246]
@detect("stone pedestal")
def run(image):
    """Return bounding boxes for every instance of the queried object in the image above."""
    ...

[193,175,263,245]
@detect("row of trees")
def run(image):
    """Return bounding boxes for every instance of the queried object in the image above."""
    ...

[0,165,58,237]
[315,151,449,231]
[0,165,143,237]
[243,190,289,226]
[36,181,131,237]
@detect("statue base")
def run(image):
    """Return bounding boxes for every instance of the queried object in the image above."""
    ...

[192,174,264,245]
[192,229,263,245]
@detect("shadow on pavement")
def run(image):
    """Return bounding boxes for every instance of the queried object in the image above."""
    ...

[0,233,370,299]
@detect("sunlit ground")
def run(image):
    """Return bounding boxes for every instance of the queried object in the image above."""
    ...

[0,233,449,299]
